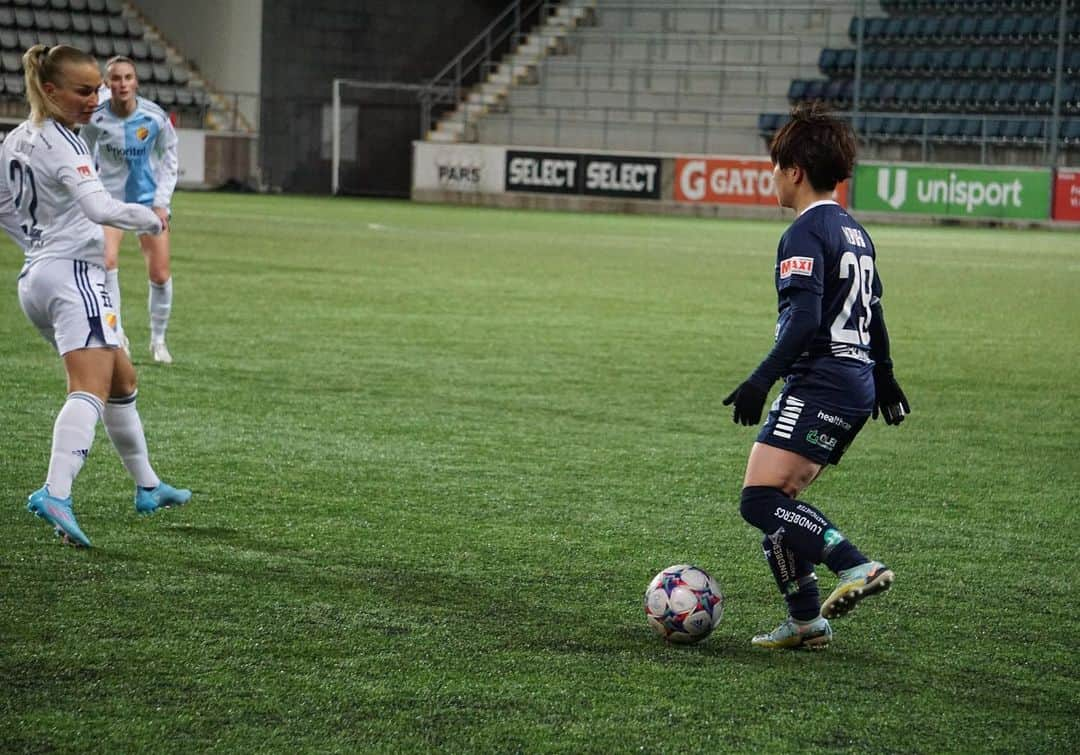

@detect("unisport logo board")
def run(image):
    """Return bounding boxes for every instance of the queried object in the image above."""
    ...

[854,163,1052,219]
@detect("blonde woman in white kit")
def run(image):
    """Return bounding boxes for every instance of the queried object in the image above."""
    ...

[0,45,190,548]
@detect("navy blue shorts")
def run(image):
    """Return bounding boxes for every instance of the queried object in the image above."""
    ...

[756,359,874,466]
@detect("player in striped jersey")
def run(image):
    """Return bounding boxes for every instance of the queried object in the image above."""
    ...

[80,56,179,364]
[0,45,190,548]
[722,103,911,649]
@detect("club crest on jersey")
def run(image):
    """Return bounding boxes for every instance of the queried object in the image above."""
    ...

[105,312,118,331]
[780,256,814,278]
[77,165,91,177]
[136,126,150,141]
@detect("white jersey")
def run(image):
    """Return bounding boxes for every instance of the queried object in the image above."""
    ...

[0,118,162,269]
[80,96,178,209]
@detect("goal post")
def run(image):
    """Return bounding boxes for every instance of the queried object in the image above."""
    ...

[329,78,440,197]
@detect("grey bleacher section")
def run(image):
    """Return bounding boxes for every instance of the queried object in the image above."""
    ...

[477,0,876,154]
[0,0,210,126]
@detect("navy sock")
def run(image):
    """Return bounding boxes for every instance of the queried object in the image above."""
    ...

[761,531,821,620]
[741,485,868,573]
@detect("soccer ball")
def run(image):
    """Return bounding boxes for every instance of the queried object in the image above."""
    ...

[644,564,724,644]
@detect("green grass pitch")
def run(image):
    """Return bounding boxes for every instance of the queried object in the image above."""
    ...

[1,193,1077,753]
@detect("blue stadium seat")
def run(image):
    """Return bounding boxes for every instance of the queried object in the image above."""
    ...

[960,118,983,140]
[937,15,961,42]
[818,48,838,76]
[836,48,856,75]
[1020,119,1045,142]
[804,79,827,101]
[907,48,929,75]
[1062,119,1080,144]
[974,16,997,42]
[1031,82,1054,112]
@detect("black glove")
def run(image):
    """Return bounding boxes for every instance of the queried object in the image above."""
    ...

[723,381,768,426]
[873,366,910,425]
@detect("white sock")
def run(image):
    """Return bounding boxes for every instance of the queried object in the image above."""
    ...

[103,391,160,489]
[45,392,103,500]
[105,268,124,338]
[149,277,172,343]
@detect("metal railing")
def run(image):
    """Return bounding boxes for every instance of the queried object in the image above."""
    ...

[418,0,557,137]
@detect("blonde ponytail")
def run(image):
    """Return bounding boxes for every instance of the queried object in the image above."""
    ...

[23,44,97,125]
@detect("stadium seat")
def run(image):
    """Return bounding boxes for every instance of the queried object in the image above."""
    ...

[130,38,148,60]
[133,59,151,81]
[106,14,122,36]
[1,49,21,71]
[148,41,166,61]
[170,64,189,86]
[1032,82,1054,112]
[68,31,89,52]
[4,71,24,95]
[818,47,838,76]
[991,80,1016,111]
[88,13,106,35]
[152,62,171,84]
[836,48,856,75]
[155,84,176,106]
[0,29,17,49]
[1062,119,1080,144]
[86,0,105,12]
[70,12,89,33]
[91,35,111,57]
[1020,119,1045,142]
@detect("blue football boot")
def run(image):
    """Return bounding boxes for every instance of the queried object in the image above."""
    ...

[135,482,192,514]
[27,487,92,548]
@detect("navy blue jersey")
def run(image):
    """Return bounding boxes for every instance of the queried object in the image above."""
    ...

[774,201,882,370]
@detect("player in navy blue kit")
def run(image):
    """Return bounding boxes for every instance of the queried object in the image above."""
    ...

[723,103,911,649]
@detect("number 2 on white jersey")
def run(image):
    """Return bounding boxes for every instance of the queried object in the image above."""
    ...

[831,251,873,346]
[8,159,40,240]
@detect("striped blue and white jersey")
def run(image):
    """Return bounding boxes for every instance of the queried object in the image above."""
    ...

[80,96,178,209]
[0,119,113,266]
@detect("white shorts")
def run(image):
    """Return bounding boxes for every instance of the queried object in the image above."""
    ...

[18,257,122,355]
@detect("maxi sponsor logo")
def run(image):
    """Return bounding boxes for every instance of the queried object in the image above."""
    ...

[854,163,1052,219]
[505,150,661,199]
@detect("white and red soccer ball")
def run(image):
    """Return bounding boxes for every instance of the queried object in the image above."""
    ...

[644,564,724,644]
